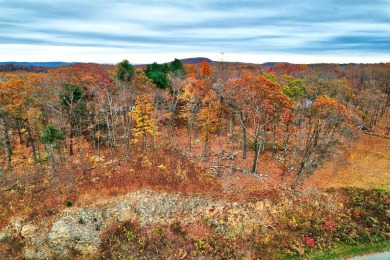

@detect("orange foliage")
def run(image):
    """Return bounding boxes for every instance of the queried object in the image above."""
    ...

[0,79,26,114]
[184,64,199,76]
[226,74,293,121]
[313,95,347,119]
[200,59,211,78]
[133,71,156,93]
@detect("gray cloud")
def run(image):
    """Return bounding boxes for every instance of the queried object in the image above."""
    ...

[0,0,389,62]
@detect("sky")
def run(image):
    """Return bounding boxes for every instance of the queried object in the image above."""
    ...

[0,0,390,64]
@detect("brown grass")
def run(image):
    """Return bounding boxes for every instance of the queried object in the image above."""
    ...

[307,133,390,190]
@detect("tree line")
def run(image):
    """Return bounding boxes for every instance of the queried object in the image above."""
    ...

[0,59,388,188]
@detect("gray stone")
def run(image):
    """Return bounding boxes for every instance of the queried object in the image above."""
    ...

[47,208,103,257]
[3,189,300,259]
[6,216,24,237]
[21,224,37,238]
[24,246,52,260]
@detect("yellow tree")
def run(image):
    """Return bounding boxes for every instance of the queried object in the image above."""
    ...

[130,94,159,152]
[198,95,219,161]
[0,76,43,166]
[0,78,26,170]
[179,83,201,151]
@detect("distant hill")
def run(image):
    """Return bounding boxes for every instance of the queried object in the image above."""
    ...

[0,60,294,73]
[0,62,75,72]
[179,57,213,65]
[261,62,291,66]
[0,61,74,67]
[134,57,213,69]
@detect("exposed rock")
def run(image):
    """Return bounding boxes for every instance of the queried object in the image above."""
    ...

[5,216,24,237]
[2,190,281,259]
[21,224,37,238]
[118,210,137,222]
[24,245,52,260]
[47,208,103,257]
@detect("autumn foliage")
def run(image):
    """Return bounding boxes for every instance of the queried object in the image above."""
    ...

[1,60,389,259]
[200,59,211,78]
[0,61,389,232]
[0,61,388,187]
[130,94,159,151]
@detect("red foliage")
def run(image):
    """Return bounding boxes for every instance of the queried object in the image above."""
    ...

[304,236,316,247]
[324,220,336,232]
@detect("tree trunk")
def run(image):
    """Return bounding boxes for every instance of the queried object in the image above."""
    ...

[187,122,192,152]
[240,112,247,159]
[272,121,277,157]
[282,125,292,183]
[25,121,37,163]
[49,143,56,178]
[291,162,306,189]
[0,164,4,184]
[251,137,260,173]
[4,134,12,171]
[260,123,268,154]
[242,127,247,159]
[229,113,234,141]
[143,131,147,152]
[125,115,132,159]
[0,110,12,171]
[17,122,23,145]
[204,138,209,161]
[107,95,118,157]
[69,114,74,156]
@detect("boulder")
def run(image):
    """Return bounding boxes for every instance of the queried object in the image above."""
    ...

[21,224,37,238]
[6,217,24,237]
[47,208,103,257]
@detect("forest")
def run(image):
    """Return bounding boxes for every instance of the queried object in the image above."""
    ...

[0,59,389,259]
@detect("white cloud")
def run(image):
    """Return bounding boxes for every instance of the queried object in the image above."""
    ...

[0,0,389,63]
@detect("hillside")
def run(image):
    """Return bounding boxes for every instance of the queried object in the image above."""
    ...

[0,61,389,259]
[0,59,295,72]
[0,62,74,72]
[0,62,74,67]
[180,57,213,64]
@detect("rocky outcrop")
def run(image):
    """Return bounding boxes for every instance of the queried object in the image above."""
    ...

[20,224,36,239]
[0,190,281,259]
[5,216,24,237]
[47,208,103,257]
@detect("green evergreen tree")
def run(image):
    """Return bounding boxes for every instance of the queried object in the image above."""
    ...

[116,59,135,82]
[170,58,185,78]
[40,125,64,177]
[144,62,169,89]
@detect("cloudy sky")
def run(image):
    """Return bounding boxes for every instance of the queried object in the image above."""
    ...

[1,0,389,64]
